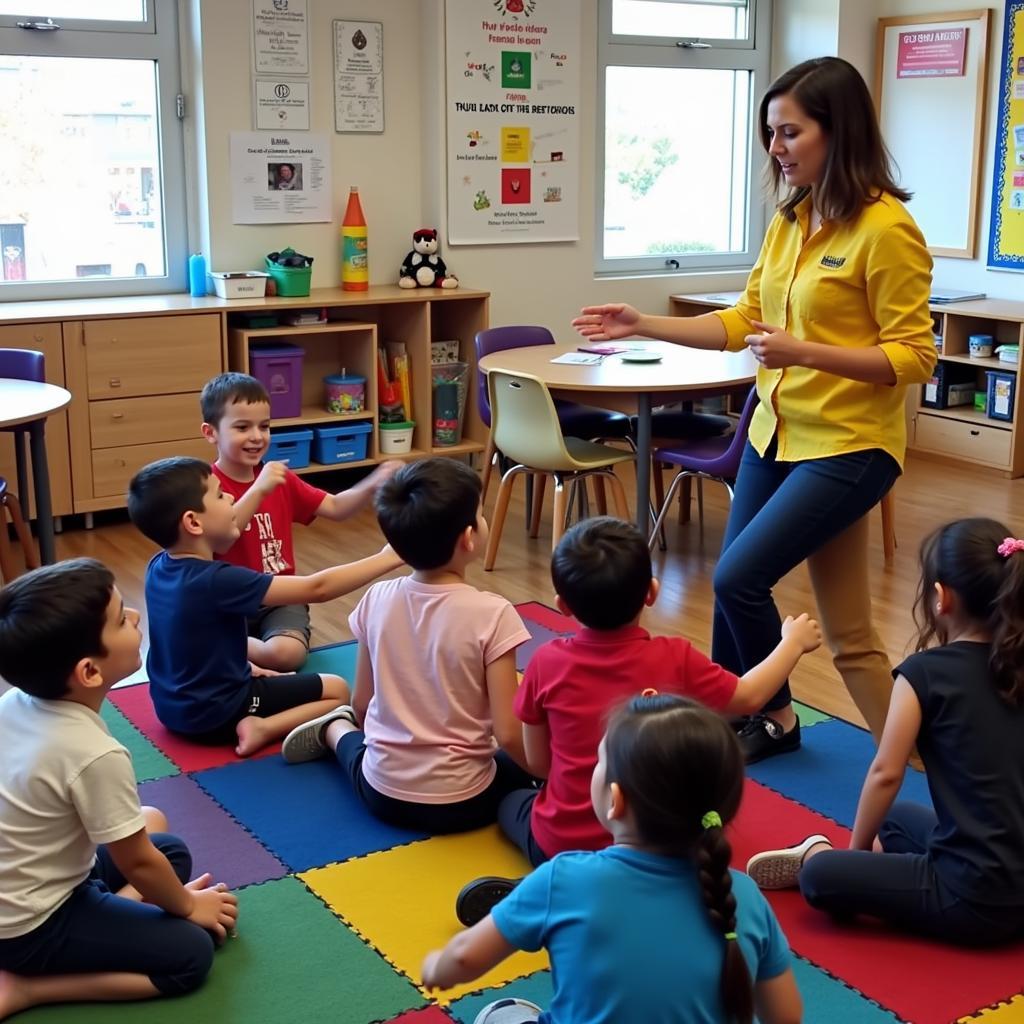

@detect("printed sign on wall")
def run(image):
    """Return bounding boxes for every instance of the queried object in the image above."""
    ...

[445,0,581,244]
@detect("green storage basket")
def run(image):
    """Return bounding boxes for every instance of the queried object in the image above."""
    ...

[265,248,312,297]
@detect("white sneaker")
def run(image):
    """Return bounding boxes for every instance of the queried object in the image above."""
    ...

[281,706,357,764]
[472,998,543,1024]
[746,834,833,889]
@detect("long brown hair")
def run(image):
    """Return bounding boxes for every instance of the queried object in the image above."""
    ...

[913,517,1024,707]
[759,56,910,222]
[604,694,752,1024]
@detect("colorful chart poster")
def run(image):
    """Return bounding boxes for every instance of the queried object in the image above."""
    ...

[988,0,1024,269]
[445,0,580,244]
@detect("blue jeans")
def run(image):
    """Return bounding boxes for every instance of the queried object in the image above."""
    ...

[712,440,899,712]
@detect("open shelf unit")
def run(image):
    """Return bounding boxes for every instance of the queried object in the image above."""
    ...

[671,291,1024,477]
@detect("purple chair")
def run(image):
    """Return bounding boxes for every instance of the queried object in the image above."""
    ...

[475,326,631,500]
[647,387,758,547]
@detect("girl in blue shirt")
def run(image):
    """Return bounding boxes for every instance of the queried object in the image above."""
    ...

[422,694,801,1024]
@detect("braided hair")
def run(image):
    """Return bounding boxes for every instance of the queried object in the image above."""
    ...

[604,694,753,1024]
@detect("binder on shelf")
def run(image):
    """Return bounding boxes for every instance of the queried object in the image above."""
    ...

[929,288,987,303]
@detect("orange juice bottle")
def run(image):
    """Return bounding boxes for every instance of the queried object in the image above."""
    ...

[341,186,368,291]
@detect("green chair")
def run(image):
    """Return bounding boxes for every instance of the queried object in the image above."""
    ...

[483,370,634,570]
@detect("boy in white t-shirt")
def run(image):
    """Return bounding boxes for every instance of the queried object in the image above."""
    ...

[0,559,237,1018]
[282,458,537,834]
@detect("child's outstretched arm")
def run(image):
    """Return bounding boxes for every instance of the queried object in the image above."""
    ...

[105,830,238,942]
[422,917,516,991]
[315,460,402,521]
[487,650,530,771]
[755,969,803,1024]
[850,676,921,850]
[263,544,404,606]
[725,613,822,715]
[230,461,289,532]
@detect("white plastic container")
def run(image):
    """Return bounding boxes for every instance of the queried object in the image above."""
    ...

[379,421,414,454]
[211,271,269,299]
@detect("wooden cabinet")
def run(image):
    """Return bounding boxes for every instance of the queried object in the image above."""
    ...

[1,286,489,515]
[0,322,73,517]
[63,314,224,512]
[671,291,1024,477]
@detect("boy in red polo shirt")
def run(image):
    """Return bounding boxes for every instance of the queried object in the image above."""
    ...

[455,516,821,926]
[200,373,400,671]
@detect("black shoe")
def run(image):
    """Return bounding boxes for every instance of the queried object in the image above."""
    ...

[738,714,801,764]
[455,876,520,927]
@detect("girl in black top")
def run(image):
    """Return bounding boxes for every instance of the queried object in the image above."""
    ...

[745,517,1024,946]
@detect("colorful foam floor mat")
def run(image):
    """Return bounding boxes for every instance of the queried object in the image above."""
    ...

[27,603,1024,1023]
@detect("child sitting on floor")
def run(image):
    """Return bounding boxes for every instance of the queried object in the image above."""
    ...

[456,516,820,923]
[747,517,1024,947]
[280,458,537,834]
[127,456,402,757]
[423,694,802,1024]
[0,559,237,1018]
[200,372,400,671]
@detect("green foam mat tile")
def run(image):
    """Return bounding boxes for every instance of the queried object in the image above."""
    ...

[100,700,177,783]
[794,701,832,728]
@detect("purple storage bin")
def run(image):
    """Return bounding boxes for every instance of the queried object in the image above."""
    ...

[249,343,304,419]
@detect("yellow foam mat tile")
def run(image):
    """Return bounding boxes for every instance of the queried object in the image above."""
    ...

[959,995,1024,1022]
[301,826,547,1005]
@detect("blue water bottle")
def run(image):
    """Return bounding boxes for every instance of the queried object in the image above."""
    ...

[188,253,207,297]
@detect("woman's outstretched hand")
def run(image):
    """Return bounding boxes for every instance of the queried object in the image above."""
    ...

[571,303,641,341]
[744,321,807,369]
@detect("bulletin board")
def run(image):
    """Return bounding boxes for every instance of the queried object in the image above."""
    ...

[987,0,1024,270]
[875,10,991,258]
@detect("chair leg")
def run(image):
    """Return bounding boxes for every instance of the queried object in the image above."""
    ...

[605,471,631,522]
[529,474,547,538]
[880,489,896,566]
[678,477,692,524]
[551,476,569,551]
[484,468,520,571]
[592,475,607,516]
[480,434,497,503]
[648,471,690,549]
[5,491,39,571]
[0,501,16,583]
[696,477,705,530]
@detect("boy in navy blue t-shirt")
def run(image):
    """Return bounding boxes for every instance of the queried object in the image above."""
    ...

[127,456,401,757]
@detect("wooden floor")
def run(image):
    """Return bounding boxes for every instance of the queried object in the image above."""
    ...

[19,454,1024,726]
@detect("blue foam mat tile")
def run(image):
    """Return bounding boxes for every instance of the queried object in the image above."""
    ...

[301,640,359,680]
[792,956,904,1022]
[194,755,429,872]
[747,719,932,828]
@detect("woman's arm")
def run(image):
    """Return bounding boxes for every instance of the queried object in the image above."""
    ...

[850,676,922,850]
[422,917,517,990]
[745,322,898,385]
[572,304,728,350]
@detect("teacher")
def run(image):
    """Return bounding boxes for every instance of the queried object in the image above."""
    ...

[573,57,936,763]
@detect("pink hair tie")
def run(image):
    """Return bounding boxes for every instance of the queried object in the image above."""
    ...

[997,537,1024,558]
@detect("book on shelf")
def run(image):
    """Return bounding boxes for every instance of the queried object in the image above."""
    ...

[930,288,987,303]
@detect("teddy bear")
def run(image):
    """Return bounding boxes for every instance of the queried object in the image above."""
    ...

[398,228,459,289]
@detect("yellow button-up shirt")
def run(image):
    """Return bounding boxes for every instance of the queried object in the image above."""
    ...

[713,192,936,468]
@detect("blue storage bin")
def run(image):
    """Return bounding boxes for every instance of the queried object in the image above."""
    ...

[313,421,372,465]
[266,428,313,469]
[986,370,1016,422]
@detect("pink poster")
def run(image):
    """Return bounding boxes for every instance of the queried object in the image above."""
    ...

[897,27,968,78]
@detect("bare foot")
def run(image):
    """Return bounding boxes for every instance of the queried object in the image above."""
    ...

[0,972,29,1020]
[234,716,269,758]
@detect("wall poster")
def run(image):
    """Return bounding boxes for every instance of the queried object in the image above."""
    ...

[445,0,581,244]
[988,0,1024,269]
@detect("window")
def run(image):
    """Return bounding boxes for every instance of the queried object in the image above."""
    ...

[0,2,186,297]
[597,0,772,275]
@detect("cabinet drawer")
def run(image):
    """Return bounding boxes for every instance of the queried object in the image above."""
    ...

[91,439,211,498]
[90,394,202,450]
[914,413,1012,468]
[82,315,221,399]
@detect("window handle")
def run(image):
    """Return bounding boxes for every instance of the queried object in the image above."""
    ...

[17,17,61,30]
[677,39,711,49]
[665,259,680,270]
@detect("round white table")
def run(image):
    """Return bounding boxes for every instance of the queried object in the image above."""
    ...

[478,341,756,533]
[0,378,72,565]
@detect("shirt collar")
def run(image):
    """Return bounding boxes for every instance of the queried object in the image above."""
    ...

[574,624,649,644]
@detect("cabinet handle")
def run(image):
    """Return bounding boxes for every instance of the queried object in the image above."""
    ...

[970,429,980,436]
[117,459,126,467]
[111,413,124,420]
[109,377,121,388]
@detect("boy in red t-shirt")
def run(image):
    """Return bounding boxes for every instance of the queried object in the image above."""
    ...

[455,516,822,926]
[200,373,400,671]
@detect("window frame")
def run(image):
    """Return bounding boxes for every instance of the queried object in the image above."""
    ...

[596,0,773,276]
[0,0,188,299]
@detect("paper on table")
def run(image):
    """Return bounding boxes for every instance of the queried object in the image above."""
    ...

[551,352,603,365]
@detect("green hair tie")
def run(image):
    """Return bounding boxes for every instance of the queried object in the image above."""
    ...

[701,810,723,830]
[724,932,738,941]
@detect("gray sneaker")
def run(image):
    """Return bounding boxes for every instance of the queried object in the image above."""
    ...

[281,705,357,764]
[472,998,542,1024]
[746,834,833,889]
